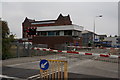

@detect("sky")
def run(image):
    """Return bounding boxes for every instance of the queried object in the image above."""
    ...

[118,2,120,36]
[1,1,119,38]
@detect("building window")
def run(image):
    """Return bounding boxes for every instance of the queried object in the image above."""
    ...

[48,31,55,36]
[64,30,72,36]
[41,31,47,36]
[56,31,60,36]
[74,31,79,36]
[47,31,60,36]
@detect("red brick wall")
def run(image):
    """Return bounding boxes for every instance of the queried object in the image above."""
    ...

[32,36,83,49]
[32,36,74,49]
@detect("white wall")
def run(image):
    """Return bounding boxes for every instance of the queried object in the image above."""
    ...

[37,25,84,31]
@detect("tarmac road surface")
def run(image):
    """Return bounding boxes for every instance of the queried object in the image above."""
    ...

[1,54,119,79]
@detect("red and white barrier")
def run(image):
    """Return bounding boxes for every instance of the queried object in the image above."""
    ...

[31,47,119,59]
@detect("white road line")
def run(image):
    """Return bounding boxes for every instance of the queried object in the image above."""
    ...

[27,74,40,79]
[0,74,18,79]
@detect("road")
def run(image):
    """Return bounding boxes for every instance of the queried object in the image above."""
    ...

[1,53,119,80]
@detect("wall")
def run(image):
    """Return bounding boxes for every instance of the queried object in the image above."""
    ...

[32,36,74,49]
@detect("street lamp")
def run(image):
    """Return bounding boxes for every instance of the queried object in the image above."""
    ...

[93,15,102,47]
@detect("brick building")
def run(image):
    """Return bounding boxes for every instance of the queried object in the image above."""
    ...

[22,14,83,49]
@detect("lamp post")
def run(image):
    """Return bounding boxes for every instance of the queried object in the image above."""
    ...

[93,15,102,47]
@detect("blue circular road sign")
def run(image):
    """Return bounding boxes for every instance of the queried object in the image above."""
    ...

[39,59,49,70]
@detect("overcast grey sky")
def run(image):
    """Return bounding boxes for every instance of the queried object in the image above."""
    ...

[2,2,118,38]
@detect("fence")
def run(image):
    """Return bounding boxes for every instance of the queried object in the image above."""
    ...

[39,59,68,80]
[9,43,48,58]
[10,43,28,58]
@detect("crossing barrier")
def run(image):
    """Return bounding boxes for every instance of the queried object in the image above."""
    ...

[31,47,119,59]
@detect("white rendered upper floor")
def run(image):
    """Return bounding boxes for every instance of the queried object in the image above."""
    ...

[36,24,84,32]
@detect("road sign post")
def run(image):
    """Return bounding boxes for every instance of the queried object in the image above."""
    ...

[39,59,68,80]
[40,59,49,71]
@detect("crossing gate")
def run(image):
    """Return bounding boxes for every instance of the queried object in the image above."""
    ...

[39,59,68,80]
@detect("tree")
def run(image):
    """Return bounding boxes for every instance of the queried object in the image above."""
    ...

[2,21,9,38]
[114,35,117,37]
[2,20,15,60]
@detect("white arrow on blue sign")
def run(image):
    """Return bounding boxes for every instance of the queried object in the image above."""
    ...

[39,59,49,70]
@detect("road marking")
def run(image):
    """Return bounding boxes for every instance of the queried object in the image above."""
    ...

[27,74,40,79]
[0,74,18,79]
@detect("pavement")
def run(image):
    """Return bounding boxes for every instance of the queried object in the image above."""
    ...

[1,53,119,80]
